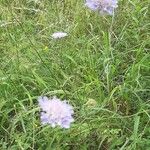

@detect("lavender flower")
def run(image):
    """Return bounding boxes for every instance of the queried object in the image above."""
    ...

[85,0,100,11]
[38,96,74,129]
[51,32,68,39]
[85,0,118,15]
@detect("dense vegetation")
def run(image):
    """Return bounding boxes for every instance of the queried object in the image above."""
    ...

[0,0,149,149]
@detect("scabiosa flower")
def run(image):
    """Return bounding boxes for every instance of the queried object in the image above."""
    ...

[85,0,100,11]
[38,96,74,129]
[51,32,68,39]
[85,0,118,15]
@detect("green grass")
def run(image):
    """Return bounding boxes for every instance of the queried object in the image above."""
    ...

[0,0,150,149]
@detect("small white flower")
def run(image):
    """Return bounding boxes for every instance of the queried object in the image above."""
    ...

[51,32,68,39]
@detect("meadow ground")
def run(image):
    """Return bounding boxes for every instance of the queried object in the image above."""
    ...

[0,0,150,149]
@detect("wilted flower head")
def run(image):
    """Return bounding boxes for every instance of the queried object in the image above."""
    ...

[85,98,97,107]
[51,32,68,39]
[38,96,74,128]
[85,0,118,15]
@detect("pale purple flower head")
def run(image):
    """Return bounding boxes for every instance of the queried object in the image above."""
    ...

[85,0,118,15]
[38,96,74,129]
